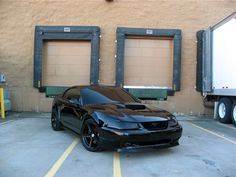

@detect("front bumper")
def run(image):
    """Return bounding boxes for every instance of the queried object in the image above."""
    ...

[98,125,182,150]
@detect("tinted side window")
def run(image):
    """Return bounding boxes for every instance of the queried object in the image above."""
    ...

[63,88,80,100]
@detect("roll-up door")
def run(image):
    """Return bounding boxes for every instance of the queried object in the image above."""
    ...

[124,37,173,88]
[42,41,91,86]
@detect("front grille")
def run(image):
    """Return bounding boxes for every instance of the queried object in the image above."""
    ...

[141,121,168,130]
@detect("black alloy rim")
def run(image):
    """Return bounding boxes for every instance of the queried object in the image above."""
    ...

[82,122,99,149]
[51,107,57,128]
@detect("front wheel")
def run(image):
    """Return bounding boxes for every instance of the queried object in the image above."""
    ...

[217,98,232,123]
[51,106,63,131]
[81,118,102,152]
[231,101,236,127]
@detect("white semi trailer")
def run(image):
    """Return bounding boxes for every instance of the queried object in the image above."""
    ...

[196,12,236,126]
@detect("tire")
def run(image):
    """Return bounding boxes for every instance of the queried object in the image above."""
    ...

[81,118,102,152]
[217,98,232,123]
[51,106,63,131]
[231,101,236,127]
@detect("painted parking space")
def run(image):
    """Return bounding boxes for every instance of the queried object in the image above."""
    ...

[45,138,80,177]
[54,142,113,177]
[0,117,235,177]
[0,118,75,177]
[119,121,236,177]
[189,120,236,142]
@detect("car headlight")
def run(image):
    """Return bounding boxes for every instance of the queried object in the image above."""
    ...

[168,116,178,127]
[95,112,140,130]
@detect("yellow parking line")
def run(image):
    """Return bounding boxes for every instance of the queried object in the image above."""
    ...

[190,123,236,145]
[113,152,122,177]
[216,121,236,130]
[0,120,14,125]
[45,138,79,177]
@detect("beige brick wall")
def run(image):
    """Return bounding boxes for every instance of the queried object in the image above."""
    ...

[0,0,235,114]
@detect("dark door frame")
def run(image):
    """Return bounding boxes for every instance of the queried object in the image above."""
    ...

[115,27,182,92]
[33,26,101,91]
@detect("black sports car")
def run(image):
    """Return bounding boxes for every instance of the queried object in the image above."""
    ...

[51,85,182,152]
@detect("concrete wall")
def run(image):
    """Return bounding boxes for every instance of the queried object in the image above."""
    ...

[0,0,235,114]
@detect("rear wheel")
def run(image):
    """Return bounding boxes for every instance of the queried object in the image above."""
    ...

[81,118,102,152]
[231,101,236,127]
[217,98,232,123]
[51,106,63,131]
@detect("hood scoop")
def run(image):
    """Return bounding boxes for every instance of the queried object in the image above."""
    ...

[124,103,146,110]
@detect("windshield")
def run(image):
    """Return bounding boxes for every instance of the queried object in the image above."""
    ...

[81,87,137,105]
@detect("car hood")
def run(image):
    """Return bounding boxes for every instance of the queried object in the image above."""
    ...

[86,103,172,123]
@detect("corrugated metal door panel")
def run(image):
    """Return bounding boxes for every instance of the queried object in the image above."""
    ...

[124,38,173,87]
[42,41,91,86]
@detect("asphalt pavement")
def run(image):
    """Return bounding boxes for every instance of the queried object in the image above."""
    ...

[0,113,235,177]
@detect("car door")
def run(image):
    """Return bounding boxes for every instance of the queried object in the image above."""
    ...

[60,88,82,133]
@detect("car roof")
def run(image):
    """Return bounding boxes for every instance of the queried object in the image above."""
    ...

[64,85,120,93]
[62,85,139,102]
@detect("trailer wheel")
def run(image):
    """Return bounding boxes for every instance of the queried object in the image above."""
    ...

[217,98,232,123]
[231,101,236,127]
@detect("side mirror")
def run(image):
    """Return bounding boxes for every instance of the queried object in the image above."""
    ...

[68,98,80,107]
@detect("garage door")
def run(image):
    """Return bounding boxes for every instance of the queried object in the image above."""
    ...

[124,37,173,88]
[42,41,91,86]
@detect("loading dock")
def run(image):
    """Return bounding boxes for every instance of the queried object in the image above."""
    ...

[115,27,181,100]
[34,26,101,93]
[116,27,182,92]
[0,1,235,177]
